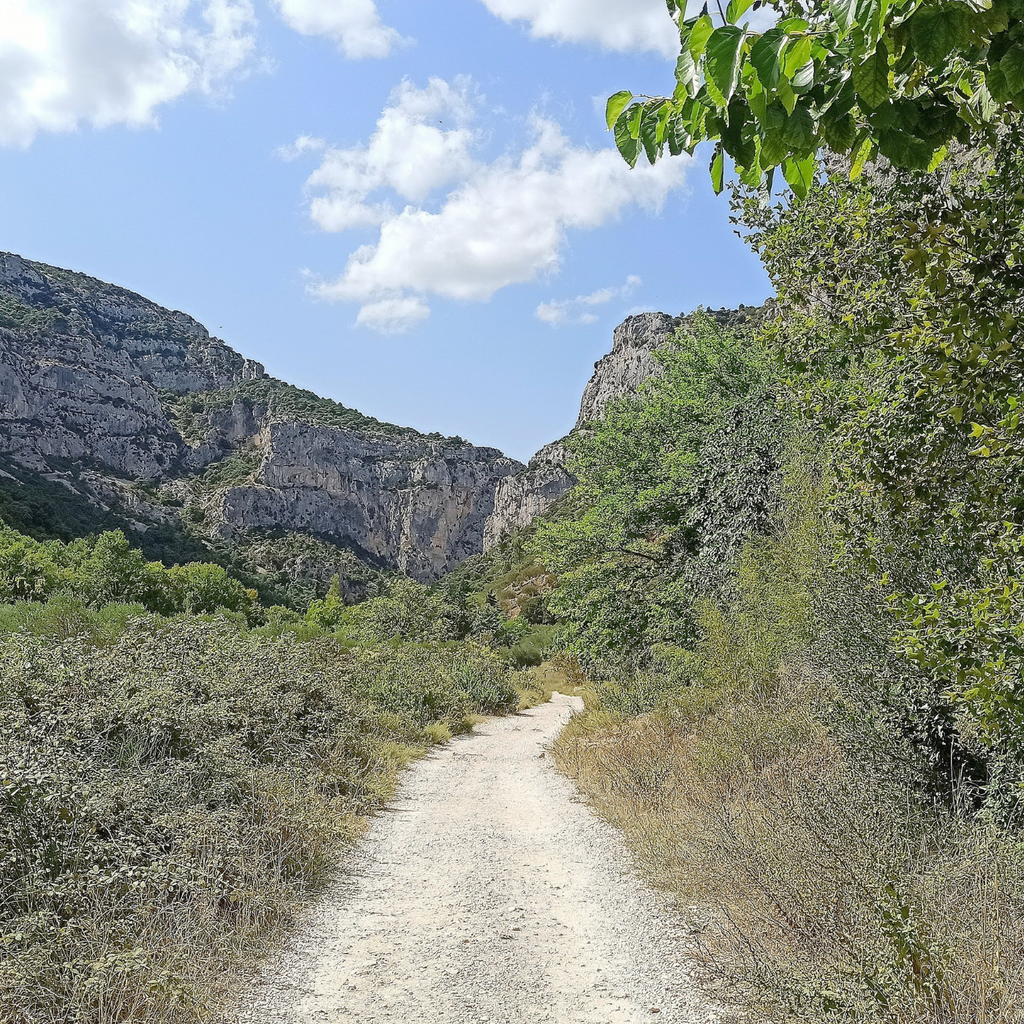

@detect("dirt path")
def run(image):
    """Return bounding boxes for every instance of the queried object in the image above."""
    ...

[225,693,717,1024]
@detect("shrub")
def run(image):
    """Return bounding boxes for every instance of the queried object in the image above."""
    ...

[0,620,517,1024]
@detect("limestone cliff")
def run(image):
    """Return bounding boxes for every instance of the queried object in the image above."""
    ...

[0,253,521,588]
[482,305,764,550]
[483,441,574,551]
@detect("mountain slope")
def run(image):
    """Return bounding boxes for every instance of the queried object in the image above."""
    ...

[482,306,764,549]
[0,253,522,590]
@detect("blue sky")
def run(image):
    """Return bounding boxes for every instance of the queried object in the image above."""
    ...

[0,0,771,462]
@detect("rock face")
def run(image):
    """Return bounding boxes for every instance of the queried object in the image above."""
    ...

[0,253,521,582]
[213,422,521,581]
[483,442,575,551]
[0,253,264,480]
[576,312,681,427]
[482,305,764,550]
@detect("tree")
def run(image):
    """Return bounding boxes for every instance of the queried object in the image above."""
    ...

[608,0,1022,194]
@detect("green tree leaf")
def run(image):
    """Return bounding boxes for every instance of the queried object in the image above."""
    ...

[706,26,747,104]
[606,91,633,131]
[726,0,756,23]
[614,112,641,167]
[675,48,700,99]
[853,41,890,108]
[829,0,858,34]
[1000,43,1024,96]
[689,14,715,59]
[781,152,816,198]
[911,9,958,66]
[711,144,725,194]
[750,28,787,89]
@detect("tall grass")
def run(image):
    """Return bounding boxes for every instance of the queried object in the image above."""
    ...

[0,619,517,1023]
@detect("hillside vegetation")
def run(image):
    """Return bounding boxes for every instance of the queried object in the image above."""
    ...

[0,518,532,1024]
[473,125,1024,1022]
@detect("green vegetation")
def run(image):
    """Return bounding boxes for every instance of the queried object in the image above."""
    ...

[0,509,534,1023]
[163,377,463,446]
[609,0,1023,193]
[0,294,48,331]
[0,525,257,617]
[0,618,516,1024]
[477,114,1024,1020]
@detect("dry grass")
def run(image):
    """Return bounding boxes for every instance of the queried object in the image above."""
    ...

[552,664,1024,1023]
[515,659,586,710]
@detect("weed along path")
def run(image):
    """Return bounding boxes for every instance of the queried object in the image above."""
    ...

[226,693,715,1024]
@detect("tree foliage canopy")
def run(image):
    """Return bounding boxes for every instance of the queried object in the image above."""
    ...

[609,0,1024,193]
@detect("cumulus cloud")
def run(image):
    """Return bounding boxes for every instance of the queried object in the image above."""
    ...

[355,296,431,334]
[479,0,679,57]
[0,0,256,147]
[294,83,689,333]
[294,77,477,233]
[277,134,326,161]
[480,0,777,56]
[536,275,642,326]
[270,0,407,58]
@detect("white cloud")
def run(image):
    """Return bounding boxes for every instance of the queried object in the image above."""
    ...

[292,77,477,233]
[301,87,689,334]
[481,0,778,56]
[0,0,256,147]
[277,134,326,160]
[270,0,407,59]
[479,0,679,57]
[536,274,641,326]
[355,296,431,334]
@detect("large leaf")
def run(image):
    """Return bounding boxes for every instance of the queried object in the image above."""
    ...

[688,14,715,60]
[606,91,633,131]
[911,9,959,66]
[675,48,700,99]
[782,37,812,78]
[710,144,725,194]
[829,0,858,35]
[613,112,641,168]
[726,0,756,23]
[1000,43,1024,96]
[706,26,747,104]
[821,109,858,152]
[750,28,786,89]
[782,152,816,198]
[791,60,816,93]
[853,41,891,108]
[849,134,874,178]
[782,105,816,150]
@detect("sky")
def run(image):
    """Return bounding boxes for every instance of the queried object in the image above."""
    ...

[0,0,772,462]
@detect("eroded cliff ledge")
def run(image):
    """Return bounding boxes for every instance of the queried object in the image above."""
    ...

[0,253,521,587]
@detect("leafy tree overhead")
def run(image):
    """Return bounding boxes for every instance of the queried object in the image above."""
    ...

[608,0,1022,194]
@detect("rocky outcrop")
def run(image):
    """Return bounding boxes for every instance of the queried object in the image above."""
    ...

[0,253,265,480]
[0,253,522,583]
[213,422,521,581]
[482,304,765,550]
[576,312,681,427]
[483,442,575,551]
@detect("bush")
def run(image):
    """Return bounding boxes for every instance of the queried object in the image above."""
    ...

[0,620,517,1024]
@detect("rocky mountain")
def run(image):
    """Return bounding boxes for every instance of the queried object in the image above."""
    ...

[0,250,760,591]
[482,305,763,550]
[0,253,522,593]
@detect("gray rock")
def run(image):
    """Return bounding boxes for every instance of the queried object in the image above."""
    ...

[0,252,522,581]
[576,312,681,427]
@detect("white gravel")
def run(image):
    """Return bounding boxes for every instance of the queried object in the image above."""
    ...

[223,693,718,1024]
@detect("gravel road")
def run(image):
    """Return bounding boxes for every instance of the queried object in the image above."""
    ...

[225,693,717,1024]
